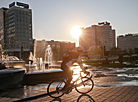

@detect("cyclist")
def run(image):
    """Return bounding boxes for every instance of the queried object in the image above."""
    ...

[61,46,87,93]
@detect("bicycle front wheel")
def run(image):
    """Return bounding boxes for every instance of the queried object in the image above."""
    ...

[75,77,94,94]
[47,80,65,98]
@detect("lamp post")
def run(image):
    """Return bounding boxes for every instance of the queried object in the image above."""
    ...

[21,41,25,60]
[15,40,25,60]
[99,41,106,58]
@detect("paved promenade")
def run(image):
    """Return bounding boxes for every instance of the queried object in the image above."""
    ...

[0,86,138,102]
[31,86,138,102]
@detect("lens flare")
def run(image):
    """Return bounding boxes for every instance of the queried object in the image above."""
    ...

[70,25,82,39]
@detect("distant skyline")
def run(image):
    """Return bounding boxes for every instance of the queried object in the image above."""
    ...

[1,0,138,46]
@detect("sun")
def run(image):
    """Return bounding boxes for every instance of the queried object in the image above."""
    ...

[70,25,82,39]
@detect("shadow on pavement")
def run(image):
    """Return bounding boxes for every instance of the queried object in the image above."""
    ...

[50,94,95,102]
[0,87,24,98]
[51,97,61,102]
[77,94,95,102]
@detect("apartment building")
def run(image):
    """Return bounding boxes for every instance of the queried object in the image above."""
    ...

[79,21,116,51]
[117,34,138,52]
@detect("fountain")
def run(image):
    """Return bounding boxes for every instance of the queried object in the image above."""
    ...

[25,40,44,72]
[0,44,25,69]
[24,44,63,85]
[26,45,54,72]
[25,52,37,72]
[0,44,25,90]
[44,45,53,69]
[0,42,63,89]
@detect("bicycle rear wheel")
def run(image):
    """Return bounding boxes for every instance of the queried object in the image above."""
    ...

[47,80,65,98]
[75,77,94,94]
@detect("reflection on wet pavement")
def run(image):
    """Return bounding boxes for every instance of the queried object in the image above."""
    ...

[90,66,138,87]
[23,84,48,98]
[0,83,49,101]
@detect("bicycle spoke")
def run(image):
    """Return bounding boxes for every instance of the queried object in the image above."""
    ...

[47,81,65,98]
[75,77,94,94]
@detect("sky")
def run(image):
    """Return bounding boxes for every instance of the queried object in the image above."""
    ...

[0,0,138,46]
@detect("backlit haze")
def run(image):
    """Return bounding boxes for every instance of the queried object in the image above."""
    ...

[1,0,138,46]
[71,25,82,39]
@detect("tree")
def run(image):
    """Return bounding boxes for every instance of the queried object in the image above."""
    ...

[118,54,123,65]
[110,47,118,56]
[129,48,133,54]
[88,46,102,59]
[122,49,128,55]
[134,47,138,54]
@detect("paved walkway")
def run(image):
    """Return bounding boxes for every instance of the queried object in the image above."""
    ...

[0,86,138,102]
[31,86,138,102]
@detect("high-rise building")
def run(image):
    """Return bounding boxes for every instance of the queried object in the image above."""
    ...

[0,7,8,48]
[0,2,33,60]
[117,34,138,52]
[80,21,116,51]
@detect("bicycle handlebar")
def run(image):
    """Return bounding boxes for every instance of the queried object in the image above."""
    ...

[80,70,92,78]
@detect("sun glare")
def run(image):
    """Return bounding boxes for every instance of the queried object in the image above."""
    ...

[70,25,82,39]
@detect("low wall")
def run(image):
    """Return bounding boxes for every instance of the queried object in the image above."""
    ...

[0,68,25,90]
[23,69,65,85]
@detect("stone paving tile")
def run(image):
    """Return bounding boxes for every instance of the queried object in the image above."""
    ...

[31,86,138,102]
[1,86,138,102]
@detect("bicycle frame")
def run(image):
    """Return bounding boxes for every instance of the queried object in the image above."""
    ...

[47,70,94,98]
[57,71,92,90]
[57,76,67,89]
[70,71,92,88]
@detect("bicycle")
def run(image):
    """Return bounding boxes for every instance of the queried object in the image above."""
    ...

[47,69,94,98]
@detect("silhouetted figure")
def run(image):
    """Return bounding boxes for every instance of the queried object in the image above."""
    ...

[118,54,123,65]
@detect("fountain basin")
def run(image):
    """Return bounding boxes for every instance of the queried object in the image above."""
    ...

[7,60,26,68]
[23,69,65,85]
[0,68,26,90]
[0,61,6,70]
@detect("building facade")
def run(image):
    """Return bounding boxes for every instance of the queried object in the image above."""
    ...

[0,2,33,61]
[35,40,75,61]
[80,21,116,52]
[117,34,138,53]
[0,8,8,47]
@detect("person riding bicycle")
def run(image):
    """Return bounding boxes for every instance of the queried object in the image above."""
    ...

[61,46,87,93]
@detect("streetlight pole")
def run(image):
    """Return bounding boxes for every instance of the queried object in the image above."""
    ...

[103,41,107,58]
[20,41,21,60]
[103,45,104,58]
[99,41,106,58]
[16,41,25,60]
